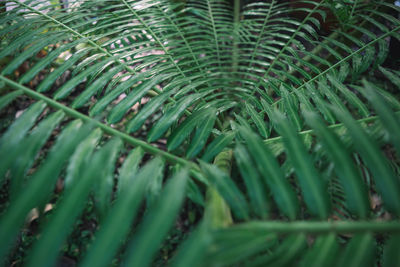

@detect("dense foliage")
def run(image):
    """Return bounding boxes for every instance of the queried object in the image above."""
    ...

[0,0,400,266]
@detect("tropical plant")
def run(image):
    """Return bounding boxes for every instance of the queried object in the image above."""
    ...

[1,0,400,266]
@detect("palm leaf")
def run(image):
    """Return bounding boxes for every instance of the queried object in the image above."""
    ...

[1,0,400,266]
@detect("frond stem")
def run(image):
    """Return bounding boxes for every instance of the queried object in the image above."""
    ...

[232,220,400,234]
[206,0,222,67]
[247,0,275,69]
[231,221,400,234]
[232,0,240,72]
[263,111,400,145]
[272,24,400,107]
[252,0,326,94]
[0,75,197,170]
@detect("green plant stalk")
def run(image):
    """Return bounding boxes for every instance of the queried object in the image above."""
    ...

[261,5,380,111]
[273,24,400,106]
[250,0,327,96]
[206,0,221,67]
[232,0,240,73]
[232,220,400,234]
[205,149,233,228]
[303,5,381,79]
[0,75,197,170]
[263,111,400,145]
[280,31,339,84]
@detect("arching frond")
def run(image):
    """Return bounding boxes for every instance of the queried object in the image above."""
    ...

[1,0,400,266]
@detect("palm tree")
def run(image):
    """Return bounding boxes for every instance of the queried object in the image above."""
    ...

[0,0,399,266]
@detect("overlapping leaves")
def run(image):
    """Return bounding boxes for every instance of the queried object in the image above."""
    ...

[1,0,400,266]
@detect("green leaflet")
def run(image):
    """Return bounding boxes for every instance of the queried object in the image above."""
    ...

[72,53,107,76]
[81,157,165,267]
[374,39,389,68]
[72,65,124,108]
[64,129,103,188]
[26,129,102,267]
[337,233,376,267]
[122,169,188,267]
[327,75,369,117]
[305,82,336,124]
[116,147,144,195]
[318,79,348,114]
[0,90,22,111]
[248,234,307,267]
[186,108,216,158]
[304,111,369,218]
[53,59,113,100]
[0,120,91,262]
[107,74,174,124]
[9,111,65,198]
[245,102,268,138]
[200,161,249,221]
[362,80,400,156]
[0,100,46,150]
[201,132,235,163]
[280,85,302,131]
[126,90,174,133]
[299,233,339,267]
[92,138,123,219]
[147,93,202,142]
[186,177,205,205]
[353,45,375,79]
[19,40,83,85]
[383,234,400,267]
[145,155,166,208]
[36,49,92,92]
[338,61,350,82]
[168,107,215,151]
[239,126,298,220]
[0,101,46,182]
[89,72,146,116]
[207,228,277,266]
[1,33,63,75]
[379,67,400,90]
[170,221,212,267]
[234,144,269,219]
[332,106,400,215]
[272,110,330,219]
[296,88,315,112]
[0,27,48,60]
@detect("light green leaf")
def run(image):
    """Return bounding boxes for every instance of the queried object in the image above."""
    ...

[234,144,269,219]
[200,161,249,220]
[304,111,369,218]
[186,108,216,158]
[272,111,330,219]
[239,126,298,220]
[337,233,375,267]
[201,132,235,163]
[81,157,165,267]
[148,93,202,142]
[168,108,215,151]
[122,169,188,267]
[332,106,400,215]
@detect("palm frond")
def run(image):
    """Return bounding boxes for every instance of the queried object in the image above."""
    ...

[1,0,400,266]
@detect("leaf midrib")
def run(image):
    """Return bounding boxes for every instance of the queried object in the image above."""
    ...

[272,24,400,107]
[0,75,196,170]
